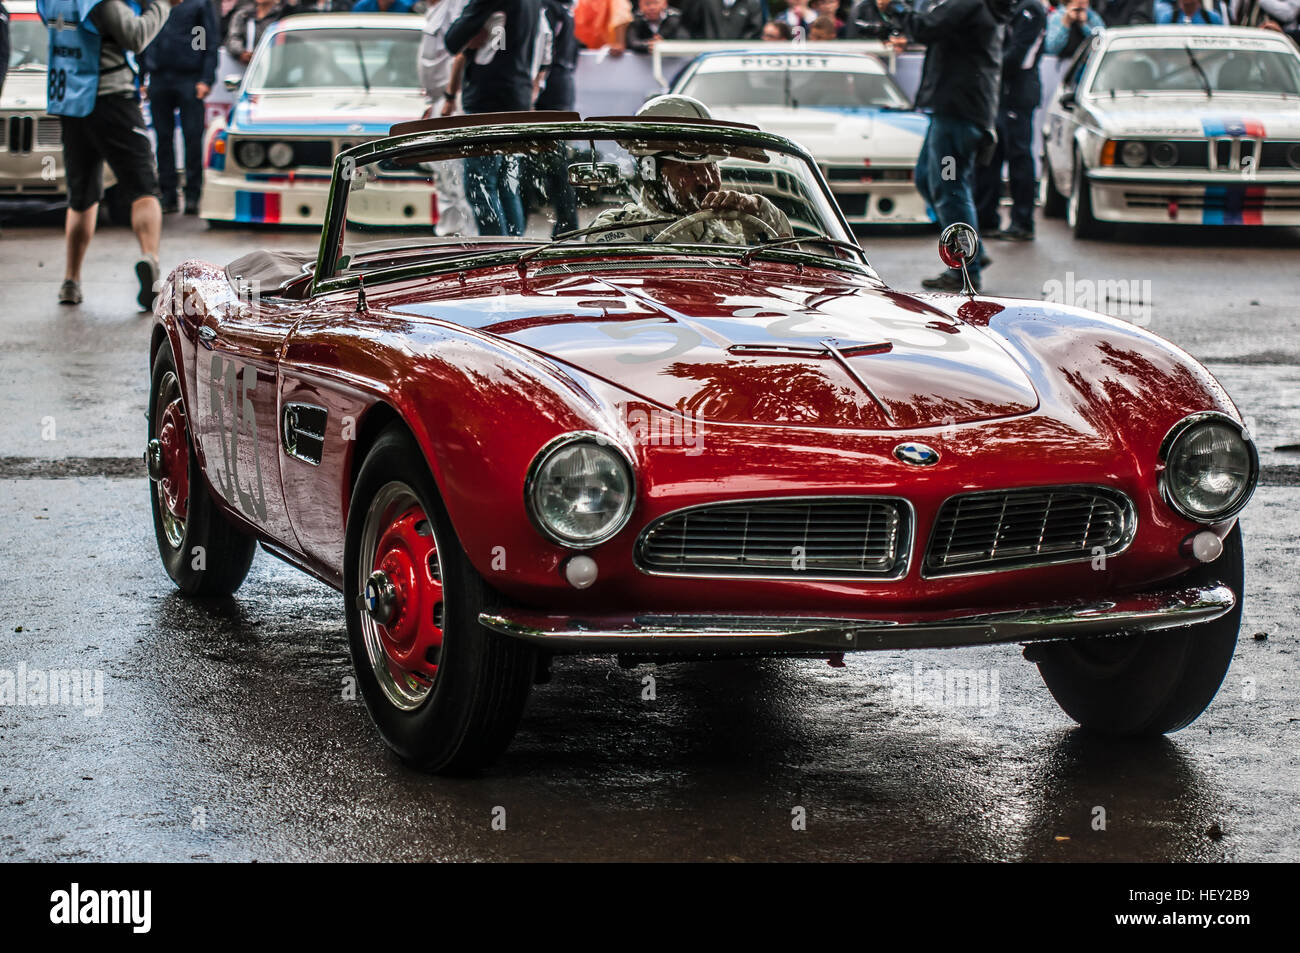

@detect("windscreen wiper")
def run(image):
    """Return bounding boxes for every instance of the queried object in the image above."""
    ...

[1185,46,1212,98]
[741,235,868,267]
[354,38,371,95]
[514,216,677,275]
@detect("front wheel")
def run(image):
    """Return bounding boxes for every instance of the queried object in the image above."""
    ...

[343,425,536,773]
[1034,524,1244,736]
[1067,157,1109,239]
[1040,154,1067,219]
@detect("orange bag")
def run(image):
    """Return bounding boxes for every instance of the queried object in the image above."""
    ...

[574,0,633,48]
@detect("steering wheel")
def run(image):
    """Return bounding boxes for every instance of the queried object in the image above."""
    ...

[653,208,778,245]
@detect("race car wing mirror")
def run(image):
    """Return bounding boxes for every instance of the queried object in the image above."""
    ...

[568,162,622,190]
[223,74,242,92]
[938,222,979,297]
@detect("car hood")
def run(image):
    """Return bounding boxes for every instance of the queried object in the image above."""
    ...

[0,71,47,111]
[395,268,1039,431]
[709,105,928,163]
[1086,93,1300,137]
[230,90,427,137]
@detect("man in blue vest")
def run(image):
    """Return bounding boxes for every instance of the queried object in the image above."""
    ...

[38,0,178,309]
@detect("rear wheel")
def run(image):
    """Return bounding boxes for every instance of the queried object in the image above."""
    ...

[1040,154,1067,219]
[1034,524,1243,736]
[148,345,256,595]
[343,425,536,773]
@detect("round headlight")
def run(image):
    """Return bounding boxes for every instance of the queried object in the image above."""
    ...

[526,434,635,547]
[236,140,266,169]
[1120,140,1148,168]
[1161,415,1257,522]
[1150,141,1178,168]
[1287,143,1300,171]
[267,141,294,169]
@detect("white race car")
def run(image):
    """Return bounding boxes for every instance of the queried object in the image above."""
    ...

[201,14,429,227]
[0,1,66,207]
[669,50,932,226]
[1042,25,1300,236]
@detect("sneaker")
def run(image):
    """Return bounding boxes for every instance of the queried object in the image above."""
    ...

[58,279,83,305]
[993,225,1035,241]
[135,256,160,312]
[921,270,981,293]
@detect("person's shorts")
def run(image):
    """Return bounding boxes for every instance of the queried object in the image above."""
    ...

[61,94,160,212]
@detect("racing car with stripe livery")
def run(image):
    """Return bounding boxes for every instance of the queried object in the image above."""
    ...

[669,50,932,226]
[1042,25,1300,235]
[200,13,427,227]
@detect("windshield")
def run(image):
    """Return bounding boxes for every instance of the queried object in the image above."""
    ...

[333,133,855,279]
[1090,46,1300,96]
[8,15,47,69]
[247,28,421,91]
[681,66,909,109]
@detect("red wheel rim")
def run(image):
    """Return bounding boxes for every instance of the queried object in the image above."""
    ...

[371,503,444,695]
[158,397,190,520]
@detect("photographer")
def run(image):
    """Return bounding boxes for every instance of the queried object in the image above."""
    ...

[877,0,1014,291]
[39,0,179,310]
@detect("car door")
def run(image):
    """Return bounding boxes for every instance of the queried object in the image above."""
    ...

[1046,37,1100,194]
[191,287,303,549]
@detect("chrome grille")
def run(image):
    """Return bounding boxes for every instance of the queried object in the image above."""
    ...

[36,118,61,148]
[925,486,1133,576]
[636,497,909,578]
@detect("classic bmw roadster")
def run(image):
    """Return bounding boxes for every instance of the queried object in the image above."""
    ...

[148,109,1257,773]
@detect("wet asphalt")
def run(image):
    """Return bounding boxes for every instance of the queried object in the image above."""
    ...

[1,212,1298,861]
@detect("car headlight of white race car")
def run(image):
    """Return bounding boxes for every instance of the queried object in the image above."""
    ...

[526,433,635,547]
[1160,413,1258,522]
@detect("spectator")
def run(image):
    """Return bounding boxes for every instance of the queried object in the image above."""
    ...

[807,12,836,35]
[1154,0,1222,20]
[445,0,540,234]
[762,16,792,34]
[227,0,287,65]
[681,0,765,39]
[975,0,1046,242]
[418,0,479,237]
[39,0,178,309]
[352,0,416,11]
[1045,0,1103,57]
[574,0,632,49]
[628,0,688,49]
[775,0,816,35]
[536,0,579,108]
[142,0,219,216]
[810,0,845,32]
[0,2,9,100]
[1093,0,1153,24]
[876,0,1015,292]
[1255,0,1300,33]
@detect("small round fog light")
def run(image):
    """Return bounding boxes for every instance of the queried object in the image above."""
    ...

[564,555,598,589]
[1190,530,1223,563]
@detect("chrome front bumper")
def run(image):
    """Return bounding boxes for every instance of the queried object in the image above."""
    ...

[478,584,1234,654]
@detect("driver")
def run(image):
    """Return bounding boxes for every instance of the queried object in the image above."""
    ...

[590,94,792,244]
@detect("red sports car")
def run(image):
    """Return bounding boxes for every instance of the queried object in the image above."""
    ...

[147,111,1258,773]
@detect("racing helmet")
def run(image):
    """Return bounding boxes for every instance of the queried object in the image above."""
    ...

[636,94,714,121]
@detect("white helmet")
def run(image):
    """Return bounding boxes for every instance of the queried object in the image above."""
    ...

[636,94,714,121]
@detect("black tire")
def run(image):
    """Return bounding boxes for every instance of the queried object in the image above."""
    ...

[1068,156,1109,239]
[1040,154,1067,219]
[149,345,257,595]
[1035,524,1244,737]
[343,424,536,774]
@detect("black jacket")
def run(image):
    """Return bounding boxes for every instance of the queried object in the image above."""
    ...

[681,0,763,40]
[141,0,220,85]
[882,0,1014,129]
[999,0,1045,112]
[446,0,541,114]
[1096,0,1153,25]
[535,0,576,110]
[627,9,689,51]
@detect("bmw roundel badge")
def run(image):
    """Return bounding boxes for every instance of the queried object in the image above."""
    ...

[894,443,940,467]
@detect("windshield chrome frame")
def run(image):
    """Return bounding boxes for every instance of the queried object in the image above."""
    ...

[310,119,869,296]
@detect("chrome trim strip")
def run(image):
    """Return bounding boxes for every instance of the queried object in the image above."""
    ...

[479,583,1235,653]
[920,484,1138,579]
[633,495,915,581]
[1157,411,1259,523]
